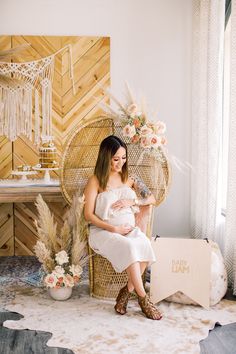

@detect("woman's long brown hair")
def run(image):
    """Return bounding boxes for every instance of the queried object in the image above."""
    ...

[94,135,128,190]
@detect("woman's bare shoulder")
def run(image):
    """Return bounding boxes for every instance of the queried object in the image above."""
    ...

[86,175,99,189]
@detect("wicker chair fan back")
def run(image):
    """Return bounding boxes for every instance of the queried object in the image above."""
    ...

[61,117,170,206]
[61,117,113,205]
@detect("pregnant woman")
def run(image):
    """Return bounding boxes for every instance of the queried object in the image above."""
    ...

[84,135,162,320]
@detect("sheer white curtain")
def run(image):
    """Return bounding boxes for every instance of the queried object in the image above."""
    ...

[191,0,225,241]
[224,0,236,294]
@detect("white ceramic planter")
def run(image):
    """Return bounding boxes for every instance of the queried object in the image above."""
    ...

[48,286,72,301]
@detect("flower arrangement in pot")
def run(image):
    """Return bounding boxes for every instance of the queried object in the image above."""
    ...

[34,193,88,300]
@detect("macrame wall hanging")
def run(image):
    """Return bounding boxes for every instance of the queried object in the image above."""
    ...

[0,44,76,144]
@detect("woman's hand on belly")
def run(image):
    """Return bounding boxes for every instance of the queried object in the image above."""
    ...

[114,224,134,236]
[111,199,134,210]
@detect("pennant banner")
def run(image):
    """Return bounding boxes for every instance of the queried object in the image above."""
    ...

[150,238,211,308]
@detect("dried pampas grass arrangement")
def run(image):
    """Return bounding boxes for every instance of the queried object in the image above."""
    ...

[34,193,88,274]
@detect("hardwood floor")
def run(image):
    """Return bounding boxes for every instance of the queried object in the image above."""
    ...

[0,311,74,354]
[200,322,236,354]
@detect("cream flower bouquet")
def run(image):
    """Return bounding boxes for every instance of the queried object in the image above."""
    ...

[34,194,88,291]
[100,83,167,162]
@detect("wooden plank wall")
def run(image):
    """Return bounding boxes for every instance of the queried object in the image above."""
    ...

[14,201,67,256]
[0,203,14,256]
[0,35,110,255]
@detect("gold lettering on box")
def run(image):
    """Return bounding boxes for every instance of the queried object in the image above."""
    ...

[172,260,190,273]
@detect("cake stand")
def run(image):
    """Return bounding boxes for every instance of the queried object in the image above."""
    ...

[11,170,38,182]
[32,167,60,184]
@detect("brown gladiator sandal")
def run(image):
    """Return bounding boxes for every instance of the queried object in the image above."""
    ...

[138,294,162,320]
[114,285,131,315]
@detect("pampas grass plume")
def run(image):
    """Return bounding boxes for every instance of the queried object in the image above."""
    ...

[35,194,58,253]
[34,240,55,273]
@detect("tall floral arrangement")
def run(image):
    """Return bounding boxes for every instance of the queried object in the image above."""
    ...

[34,193,88,289]
[99,83,167,161]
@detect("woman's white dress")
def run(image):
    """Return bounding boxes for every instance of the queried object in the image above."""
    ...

[88,185,156,273]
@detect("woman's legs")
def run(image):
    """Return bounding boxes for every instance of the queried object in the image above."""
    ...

[126,262,147,296]
[126,261,162,320]
[126,261,148,293]
[114,283,130,315]
[115,261,162,319]
[114,261,147,315]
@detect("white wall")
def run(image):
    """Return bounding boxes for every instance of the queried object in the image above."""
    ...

[0,0,192,237]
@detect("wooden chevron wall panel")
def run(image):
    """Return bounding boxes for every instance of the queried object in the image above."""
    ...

[14,201,67,256]
[0,35,110,255]
[0,37,12,179]
[10,35,110,178]
[0,137,12,179]
[0,203,14,256]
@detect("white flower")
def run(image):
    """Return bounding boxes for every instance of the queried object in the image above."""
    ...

[69,264,83,276]
[155,121,166,134]
[44,273,57,288]
[140,125,153,137]
[122,124,136,138]
[53,265,65,275]
[161,136,168,145]
[55,250,69,265]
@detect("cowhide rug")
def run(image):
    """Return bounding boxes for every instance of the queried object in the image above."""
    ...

[1,281,236,354]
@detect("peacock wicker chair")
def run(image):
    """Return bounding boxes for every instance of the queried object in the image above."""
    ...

[60,116,171,300]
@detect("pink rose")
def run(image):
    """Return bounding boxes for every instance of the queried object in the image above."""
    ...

[131,134,140,143]
[140,136,151,149]
[47,276,54,284]
[122,124,136,138]
[58,276,64,283]
[65,274,74,287]
[140,125,153,137]
[44,274,57,288]
[149,134,161,148]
